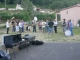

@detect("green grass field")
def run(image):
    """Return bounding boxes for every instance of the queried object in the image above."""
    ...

[0,23,80,42]
[44,27,80,42]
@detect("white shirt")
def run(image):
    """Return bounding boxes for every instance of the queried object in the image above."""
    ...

[54,21,58,26]
[42,22,46,28]
[19,22,22,28]
[34,16,37,22]
[6,22,10,28]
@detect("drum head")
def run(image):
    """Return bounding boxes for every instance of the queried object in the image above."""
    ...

[65,30,71,36]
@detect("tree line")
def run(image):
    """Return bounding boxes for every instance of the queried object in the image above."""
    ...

[0,0,80,10]
[0,0,21,4]
[30,0,80,10]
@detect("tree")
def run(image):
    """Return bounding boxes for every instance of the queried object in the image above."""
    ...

[21,0,34,17]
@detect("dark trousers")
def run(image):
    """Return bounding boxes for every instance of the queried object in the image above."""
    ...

[19,27,22,33]
[7,28,9,34]
[33,25,36,32]
[22,26,24,32]
[12,26,15,32]
[54,26,57,33]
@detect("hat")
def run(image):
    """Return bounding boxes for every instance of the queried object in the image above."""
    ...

[11,17,15,19]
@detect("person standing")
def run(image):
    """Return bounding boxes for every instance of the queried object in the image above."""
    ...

[45,20,49,33]
[6,20,10,34]
[16,20,19,33]
[54,20,58,33]
[28,21,31,31]
[68,20,73,36]
[21,20,25,32]
[48,19,54,34]
[19,20,22,33]
[41,20,46,33]
[62,19,66,32]
[32,20,36,32]
[38,21,42,32]
[34,15,38,22]
[11,19,16,32]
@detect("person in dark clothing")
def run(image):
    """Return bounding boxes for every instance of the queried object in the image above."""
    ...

[11,20,15,32]
[48,19,54,34]
[32,20,36,32]
[62,19,66,32]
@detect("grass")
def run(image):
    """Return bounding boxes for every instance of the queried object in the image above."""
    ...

[44,27,80,42]
[0,24,80,42]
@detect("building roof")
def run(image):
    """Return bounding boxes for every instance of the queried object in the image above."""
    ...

[57,4,80,13]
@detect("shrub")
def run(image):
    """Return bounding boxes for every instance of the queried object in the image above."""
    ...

[36,13,56,21]
[0,11,31,21]
[0,12,12,21]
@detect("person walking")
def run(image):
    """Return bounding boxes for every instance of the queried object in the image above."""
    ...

[54,19,58,33]
[6,20,10,34]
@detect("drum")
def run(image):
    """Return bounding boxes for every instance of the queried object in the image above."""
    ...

[65,30,71,36]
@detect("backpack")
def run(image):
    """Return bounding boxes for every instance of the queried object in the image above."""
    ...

[0,50,11,60]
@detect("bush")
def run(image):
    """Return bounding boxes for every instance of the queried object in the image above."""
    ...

[0,11,31,21]
[12,12,31,21]
[0,12,12,21]
[36,13,56,20]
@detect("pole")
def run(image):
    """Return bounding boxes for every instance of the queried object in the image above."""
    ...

[5,0,6,10]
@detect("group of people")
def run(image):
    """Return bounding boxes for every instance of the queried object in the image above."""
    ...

[6,19,25,34]
[6,17,73,36]
[38,19,58,34]
[6,18,58,34]
[62,19,73,36]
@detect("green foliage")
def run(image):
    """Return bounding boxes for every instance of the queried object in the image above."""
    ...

[37,13,56,20]
[0,12,12,21]
[30,0,80,10]
[12,11,31,21]
[0,0,80,10]
[21,0,33,15]
[0,11,31,21]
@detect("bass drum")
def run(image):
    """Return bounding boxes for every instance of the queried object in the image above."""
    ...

[65,30,71,36]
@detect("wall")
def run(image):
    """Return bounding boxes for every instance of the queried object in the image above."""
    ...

[56,6,80,26]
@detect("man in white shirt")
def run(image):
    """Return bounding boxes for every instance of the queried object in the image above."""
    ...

[34,16,38,22]
[54,20,58,33]
[19,21,22,33]
[6,20,10,34]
